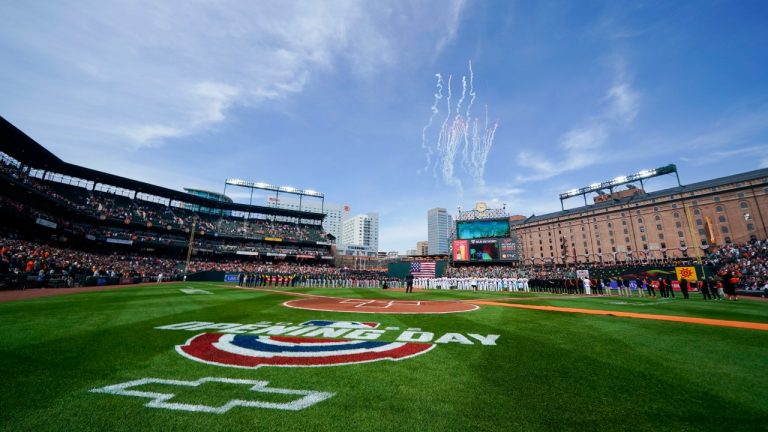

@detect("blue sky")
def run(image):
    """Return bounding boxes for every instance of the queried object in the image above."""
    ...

[1,1,767,253]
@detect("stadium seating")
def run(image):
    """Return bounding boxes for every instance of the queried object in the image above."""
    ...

[0,160,328,245]
[0,235,383,290]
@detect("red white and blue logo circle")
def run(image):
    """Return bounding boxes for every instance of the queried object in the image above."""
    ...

[177,333,434,369]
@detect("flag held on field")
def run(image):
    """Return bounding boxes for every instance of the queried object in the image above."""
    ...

[411,261,436,278]
[675,266,697,281]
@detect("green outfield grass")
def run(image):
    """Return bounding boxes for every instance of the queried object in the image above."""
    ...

[1,282,767,431]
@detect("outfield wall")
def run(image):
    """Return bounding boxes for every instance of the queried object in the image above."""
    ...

[387,261,447,278]
[582,264,712,281]
[186,271,227,282]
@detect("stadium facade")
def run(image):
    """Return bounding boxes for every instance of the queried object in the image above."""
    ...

[514,168,768,265]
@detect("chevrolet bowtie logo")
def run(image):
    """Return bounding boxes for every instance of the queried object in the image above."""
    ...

[90,377,334,413]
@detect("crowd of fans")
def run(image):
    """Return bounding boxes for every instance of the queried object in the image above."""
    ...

[0,235,185,286]
[0,234,387,289]
[2,157,766,294]
[0,160,327,243]
[0,196,333,260]
[445,265,571,280]
[443,240,768,294]
[705,239,768,291]
[1,234,766,295]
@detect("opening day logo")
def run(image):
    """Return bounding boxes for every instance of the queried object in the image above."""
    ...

[156,319,500,369]
[89,319,499,413]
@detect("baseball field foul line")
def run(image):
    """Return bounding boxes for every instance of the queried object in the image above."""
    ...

[471,301,768,331]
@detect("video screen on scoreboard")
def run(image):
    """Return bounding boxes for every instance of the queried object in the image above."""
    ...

[457,219,510,240]
[453,240,470,261]
[469,239,499,261]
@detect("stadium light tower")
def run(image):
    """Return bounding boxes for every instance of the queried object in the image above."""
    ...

[224,178,325,213]
[558,164,680,210]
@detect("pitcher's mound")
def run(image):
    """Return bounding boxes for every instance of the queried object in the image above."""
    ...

[284,297,478,314]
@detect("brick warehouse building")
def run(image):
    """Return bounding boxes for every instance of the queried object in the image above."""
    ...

[515,168,768,266]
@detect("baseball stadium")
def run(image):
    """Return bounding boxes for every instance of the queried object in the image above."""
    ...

[3,3,768,431]
[1,116,767,431]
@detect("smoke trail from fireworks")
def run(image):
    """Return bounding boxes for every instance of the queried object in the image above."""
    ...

[466,61,476,118]
[467,105,499,185]
[421,60,498,195]
[461,61,476,172]
[434,74,453,181]
[420,74,443,174]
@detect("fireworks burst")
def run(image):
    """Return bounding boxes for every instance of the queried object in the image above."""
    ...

[421,60,499,195]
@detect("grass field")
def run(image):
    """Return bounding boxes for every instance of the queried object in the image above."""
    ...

[1,282,767,431]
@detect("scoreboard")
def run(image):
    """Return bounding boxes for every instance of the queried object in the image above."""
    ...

[452,219,519,262]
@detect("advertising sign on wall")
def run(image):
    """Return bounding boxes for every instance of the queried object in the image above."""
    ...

[499,238,518,261]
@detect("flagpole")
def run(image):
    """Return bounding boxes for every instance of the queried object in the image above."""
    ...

[183,217,197,280]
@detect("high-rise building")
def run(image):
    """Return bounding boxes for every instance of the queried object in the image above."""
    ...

[416,241,429,256]
[266,197,350,241]
[428,208,452,255]
[341,212,379,252]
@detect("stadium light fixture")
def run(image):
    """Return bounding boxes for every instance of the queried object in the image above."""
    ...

[558,164,679,209]
[225,178,324,198]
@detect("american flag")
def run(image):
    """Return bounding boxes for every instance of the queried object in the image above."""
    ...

[410,261,436,278]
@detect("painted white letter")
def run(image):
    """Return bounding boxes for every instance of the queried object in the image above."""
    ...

[467,334,500,346]
[345,330,385,340]
[396,331,435,343]
[155,321,212,330]
[434,333,473,345]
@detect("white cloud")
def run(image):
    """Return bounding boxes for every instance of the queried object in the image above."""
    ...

[680,145,768,166]
[193,82,240,125]
[516,124,609,182]
[607,82,639,124]
[473,184,525,199]
[119,81,240,147]
[641,110,768,166]
[688,112,768,149]
[516,60,639,182]
[435,0,467,53]
[760,157,768,168]
[462,185,525,213]
[0,0,467,157]
[606,59,639,124]
[561,124,609,152]
[122,124,183,146]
